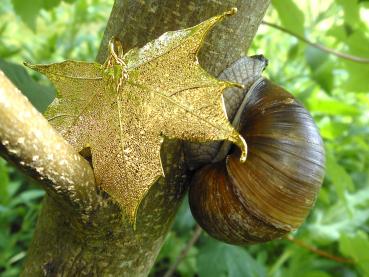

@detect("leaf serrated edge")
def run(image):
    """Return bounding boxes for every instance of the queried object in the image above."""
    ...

[128,8,246,228]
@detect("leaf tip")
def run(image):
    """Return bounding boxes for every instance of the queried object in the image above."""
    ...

[131,216,138,231]
[224,7,238,17]
[23,62,45,74]
[124,205,139,231]
[231,132,247,162]
[200,7,237,35]
[23,61,34,69]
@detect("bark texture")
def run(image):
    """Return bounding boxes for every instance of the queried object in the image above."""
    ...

[0,70,96,209]
[97,0,270,76]
[0,0,270,276]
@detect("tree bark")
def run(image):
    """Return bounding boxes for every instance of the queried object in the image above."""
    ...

[0,0,270,276]
[97,0,270,75]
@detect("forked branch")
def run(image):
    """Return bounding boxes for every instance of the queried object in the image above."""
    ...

[0,71,96,211]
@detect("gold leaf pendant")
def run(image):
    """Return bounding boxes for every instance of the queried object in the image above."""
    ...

[26,8,247,227]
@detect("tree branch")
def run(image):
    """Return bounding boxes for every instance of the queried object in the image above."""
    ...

[0,70,97,211]
[262,20,369,64]
[0,0,271,275]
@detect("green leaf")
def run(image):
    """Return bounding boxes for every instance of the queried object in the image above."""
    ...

[225,246,267,277]
[272,0,305,36]
[198,240,227,277]
[326,146,355,200]
[307,96,360,116]
[198,240,266,277]
[7,181,22,199]
[305,46,329,70]
[178,246,198,277]
[305,46,334,92]
[0,59,55,112]
[287,43,300,61]
[300,271,331,277]
[326,25,349,42]
[11,0,43,31]
[342,32,369,92]
[305,46,336,93]
[308,187,369,243]
[0,159,9,205]
[313,64,334,93]
[340,231,369,275]
[157,232,185,262]
[336,0,361,27]
[343,63,369,92]
[42,0,62,10]
[173,197,196,234]
[10,190,45,207]
[328,25,369,92]
[318,119,348,141]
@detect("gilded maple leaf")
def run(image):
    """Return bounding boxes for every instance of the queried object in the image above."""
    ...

[26,9,247,225]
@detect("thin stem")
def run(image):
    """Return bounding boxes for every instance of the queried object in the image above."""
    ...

[163,225,203,277]
[268,249,293,276]
[286,236,354,264]
[262,20,369,64]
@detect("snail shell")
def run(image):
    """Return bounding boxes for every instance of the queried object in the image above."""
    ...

[188,57,325,245]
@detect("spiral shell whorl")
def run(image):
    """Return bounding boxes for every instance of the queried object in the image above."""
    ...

[189,77,325,245]
[189,162,287,244]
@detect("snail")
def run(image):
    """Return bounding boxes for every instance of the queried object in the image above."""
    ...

[185,56,325,245]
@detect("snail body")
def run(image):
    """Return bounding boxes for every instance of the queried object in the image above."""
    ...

[187,57,325,245]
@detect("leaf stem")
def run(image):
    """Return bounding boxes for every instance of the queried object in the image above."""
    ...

[163,225,203,277]
[262,20,369,64]
[286,236,354,264]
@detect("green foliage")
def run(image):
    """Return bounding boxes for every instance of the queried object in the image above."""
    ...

[0,1,112,275]
[0,59,55,112]
[305,47,334,93]
[10,0,78,30]
[340,232,369,275]
[197,240,267,277]
[1,0,369,276]
[0,159,44,277]
[271,0,305,36]
[11,0,43,31]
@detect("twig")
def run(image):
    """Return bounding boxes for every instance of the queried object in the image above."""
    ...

[163,225,203,277]
[286,236,354,264]
[262,20,369,64]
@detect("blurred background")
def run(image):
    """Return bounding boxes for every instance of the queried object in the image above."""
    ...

[0,0,368,276]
